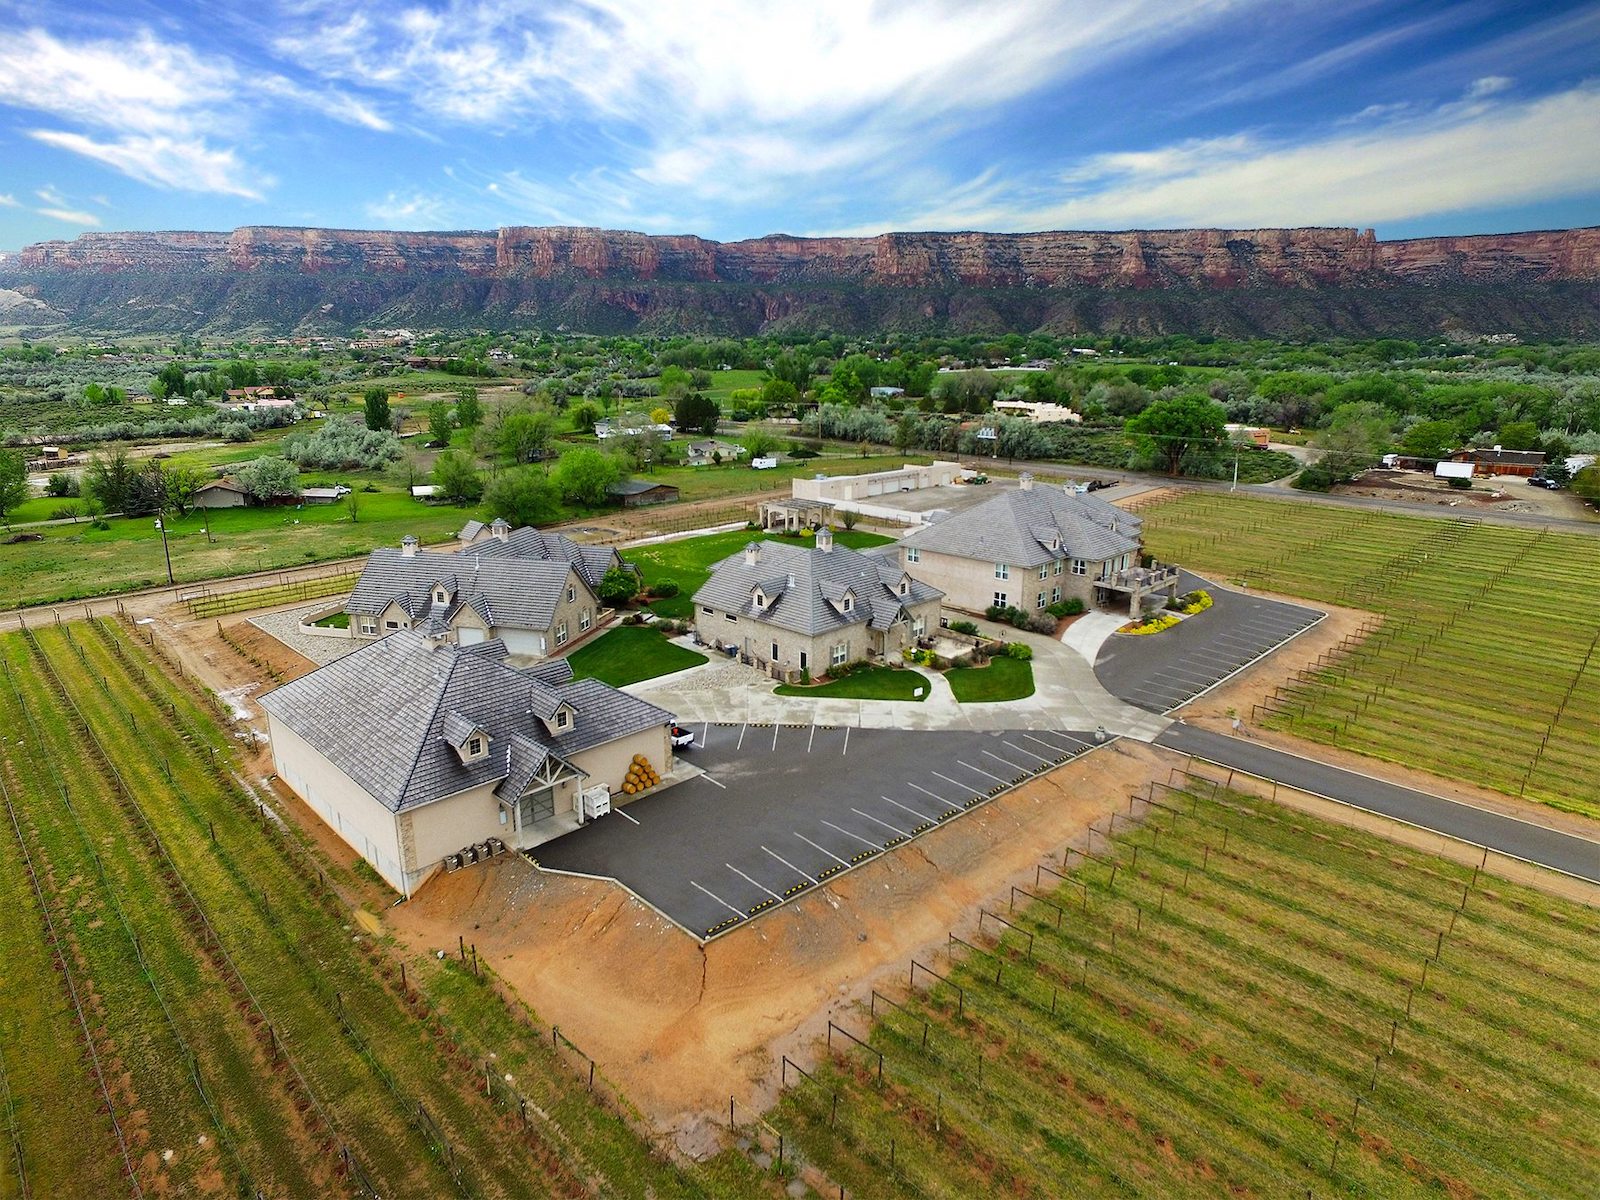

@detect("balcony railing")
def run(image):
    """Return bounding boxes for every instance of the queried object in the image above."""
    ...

[1099,562,1180,592]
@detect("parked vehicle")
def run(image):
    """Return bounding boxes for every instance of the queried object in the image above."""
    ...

[670,725,696,748]
[751,455,779,469]
[1528,475,1563,490]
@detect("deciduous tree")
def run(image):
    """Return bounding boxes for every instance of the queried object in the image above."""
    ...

[485,468,559,527]
[1125,395,1228,476]
[362,386,391,432]
[0,450,28,521]
[552,447,622,506]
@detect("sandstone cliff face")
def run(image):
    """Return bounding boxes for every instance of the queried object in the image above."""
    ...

[5,223,1597,336]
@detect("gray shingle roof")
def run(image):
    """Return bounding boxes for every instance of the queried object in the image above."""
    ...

[260,632,675,813]
[456,519,486,541]
[470,526,623,590]
[899,484,1141,566]
[345,546,582,634]
[693,541,942,636]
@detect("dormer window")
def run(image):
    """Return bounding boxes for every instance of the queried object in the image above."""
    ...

[752,588,766,609]
[467,736,482,756]
[841,595,854,612]
[898,581,909,596]
[556,709,570,729]
[435,588,449,604]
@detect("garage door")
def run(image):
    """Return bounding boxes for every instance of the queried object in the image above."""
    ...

[457,627,486,646]
[500,629,546,656]
[517,787,554,828]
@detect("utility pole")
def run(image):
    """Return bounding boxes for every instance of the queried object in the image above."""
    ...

[155,516,174,585]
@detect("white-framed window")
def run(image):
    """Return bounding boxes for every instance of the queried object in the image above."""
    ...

[993,590,1008,608]
[725,611,737,623]
[1051,586,1061,603]
[579,609,591,631]
[701,606,714,615]
[905,547,920,563]
[1053,559,1063,575]
[1036,592,1047,609]
[841,595,854,612]
[1071,559,1087,576]
[772,641,780,661]
[1038,564,1048,580]
[435,589,448,604]
[359,619,377,636]
[912,615,926,636]
[899,581,908,595]
[555,621,569,647]
[385,619,400,630]
[831,642,847,667]
[467,736,482,756]
[556,709,569,729]
[994,563,1009,579]
[800,650,808,671]
[566,585,576,603]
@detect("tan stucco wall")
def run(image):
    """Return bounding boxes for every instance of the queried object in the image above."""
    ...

[904,547,1109,614]
[570,726,673,801]
[404,781,508,878]
[266,712,406,893]
[693,592,941,675]
[792,460,962,502]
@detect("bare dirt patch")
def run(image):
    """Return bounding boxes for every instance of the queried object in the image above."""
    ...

[1336,469,1592,520]
[386,741,1161,1144]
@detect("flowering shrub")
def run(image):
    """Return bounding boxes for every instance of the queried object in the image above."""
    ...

[903,647,937,666]
[1120,612,1180,635]
[1180,589,1213,615]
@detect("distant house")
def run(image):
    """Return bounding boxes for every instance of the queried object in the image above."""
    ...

[685,439,746,466]
[608,480,680,507]
[869,386,905,398]
[1448,447,1546,477]
[191,479,251,508]
[260,634,680,896]
[302,486,352,505]
[897,477,1175,615]
[693,527,943,682]
[220,386,296,413]
[993,399,1082,426]
[410,484,440,500]
[1435,461,1475,481]
[343,524,624,657]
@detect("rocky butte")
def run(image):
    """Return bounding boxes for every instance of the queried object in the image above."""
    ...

[2,224,1597,337]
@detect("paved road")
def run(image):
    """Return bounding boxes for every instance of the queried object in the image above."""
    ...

[1155,724,1600,883]
[1093,571,1323,714]
[535,722,1101,938]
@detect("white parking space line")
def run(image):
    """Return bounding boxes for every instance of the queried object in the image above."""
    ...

[982,748,1025,773]
[794,831,850,866]
[956,759,1009,784]
[882,795,939,824]
[1002,740,1052,763]
[727,863,782,901]
[931,770,973,793]
[909,780,956,805]
[614,808,641,826]
[853,807,911,839]
[736,723,748,750]
[772,724,780,751]
[702,774,727,790]
[762,845,817,884]
[842,726,851,755]
[691,880,745,919]
[822,818,881,850]
[702,721,710,745]
[1023,732,1080,756]
[807,724,816,753]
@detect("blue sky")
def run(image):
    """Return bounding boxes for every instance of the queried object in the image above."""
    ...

[1,0,1597,249]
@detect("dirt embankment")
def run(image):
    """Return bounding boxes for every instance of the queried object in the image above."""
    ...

[388,742,1160,1142]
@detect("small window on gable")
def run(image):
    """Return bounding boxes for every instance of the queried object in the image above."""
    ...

[556,709,570,729]
[842,595,854,612]
[468,736,482,756]
[752,589,765,609]
[899,580,908,596]
[435,588,448,604]
[385,619,399,630]
[566,586,576,603]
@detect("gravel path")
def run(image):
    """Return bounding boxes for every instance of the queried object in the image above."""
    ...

[248,601,357,666]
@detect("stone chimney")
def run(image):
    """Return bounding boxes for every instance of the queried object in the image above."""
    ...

[490,517,510,541]
[816,526,834,553]
[744,543,761,566]
[1019,472,1034,491]
[401,535,418,558]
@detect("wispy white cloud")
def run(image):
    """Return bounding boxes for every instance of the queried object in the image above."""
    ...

[850,83,1600,234]
[35,206,101,226]
[364,190,452,227]
[29,131,266,199]
[0,194,19,208]
[1465,74,1513,99]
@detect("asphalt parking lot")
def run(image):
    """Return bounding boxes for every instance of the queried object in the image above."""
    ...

[1094,572,1323,714]
[533,722,1102,938]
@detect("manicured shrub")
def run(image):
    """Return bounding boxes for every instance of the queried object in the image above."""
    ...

[949,619,979,635]
[652,578,680,598]
[1004,642,1033,660]
[1025,611,1056,633]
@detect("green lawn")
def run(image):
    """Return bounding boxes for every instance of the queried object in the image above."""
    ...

[0,486,484,607]
[775,665,928,701]
[562,624,708,687]
[631,527,896,618]
[946,655,1035,702]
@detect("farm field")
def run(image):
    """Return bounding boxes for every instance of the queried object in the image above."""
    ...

[0,618,786,1200]
[771,781,1600,1198]
[1137,493,1600,820]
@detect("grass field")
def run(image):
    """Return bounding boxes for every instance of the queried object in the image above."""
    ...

[1138,493,1600,820]
[771,781,1600,1198]
[945,656,1035,703]
[775,665,928,701]
[564,624,708,686]
[630,528,895,618]
[0,618,788,1199]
